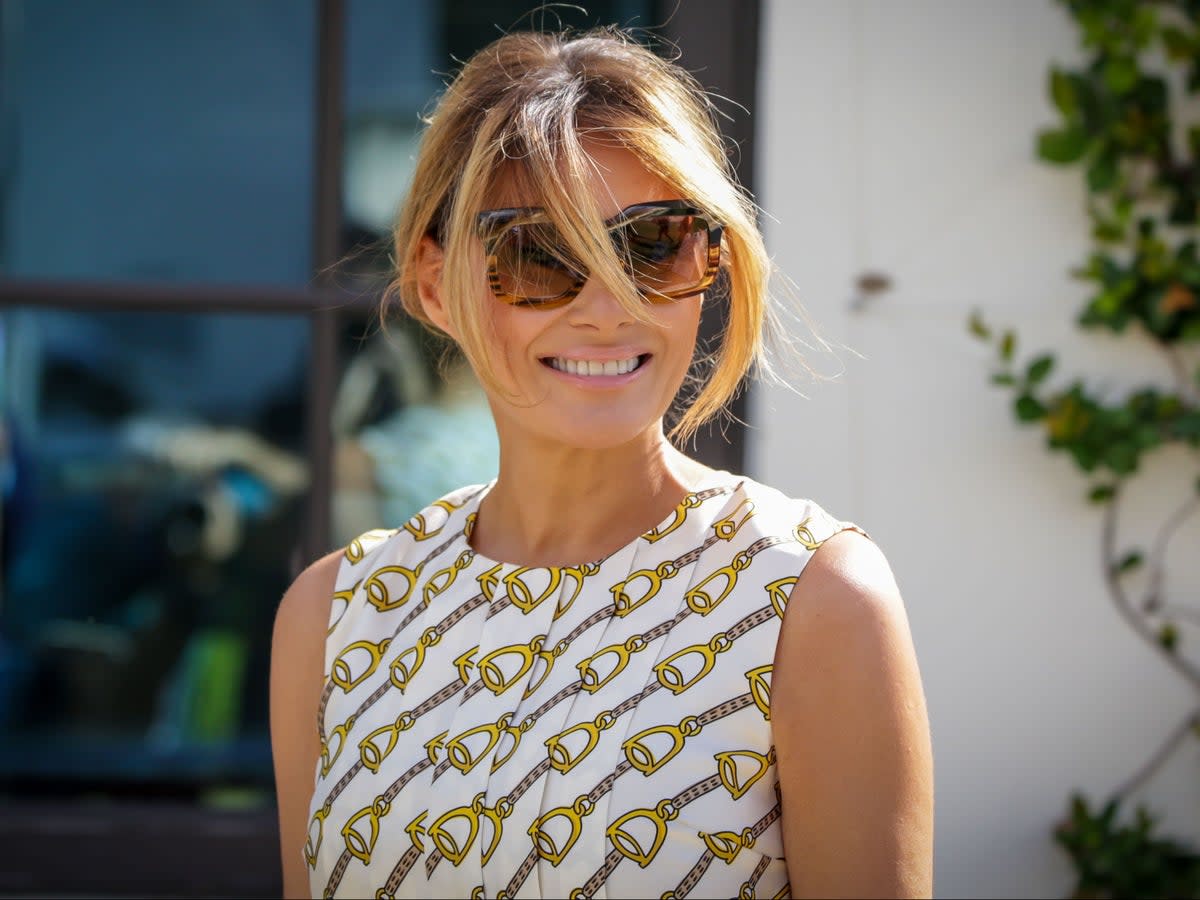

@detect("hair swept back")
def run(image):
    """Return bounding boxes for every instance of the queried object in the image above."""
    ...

[386,26,772,443]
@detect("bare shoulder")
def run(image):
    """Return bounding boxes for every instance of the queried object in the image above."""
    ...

[775,527,921,714]
[773,529,934,897]
[273,549,343,644]
[785,528,906,634]
[271,548,344,900]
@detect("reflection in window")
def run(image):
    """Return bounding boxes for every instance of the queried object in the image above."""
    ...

[1,0,316,285]
[333,0,504,545]
[0,308,309,785]
[332,319,500,547]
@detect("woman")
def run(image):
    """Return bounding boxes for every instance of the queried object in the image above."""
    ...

[270,27,933,900]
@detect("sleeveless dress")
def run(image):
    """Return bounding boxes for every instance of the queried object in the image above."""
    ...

[307,471,863,899]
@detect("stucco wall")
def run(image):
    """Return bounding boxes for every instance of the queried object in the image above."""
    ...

[751,2,1200,896]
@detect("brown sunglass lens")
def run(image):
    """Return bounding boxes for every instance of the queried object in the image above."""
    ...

[621,214,710,296]
[492,223,583,302]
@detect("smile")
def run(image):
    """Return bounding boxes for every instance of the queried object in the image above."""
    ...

[543,355,648,377]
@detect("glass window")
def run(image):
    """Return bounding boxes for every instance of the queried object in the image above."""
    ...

[0,0,317,286]
[0,307,309,788]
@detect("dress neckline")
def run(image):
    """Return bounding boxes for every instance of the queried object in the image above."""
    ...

[458,468,741,571]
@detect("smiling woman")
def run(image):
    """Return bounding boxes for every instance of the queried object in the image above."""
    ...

[269,26,934,900]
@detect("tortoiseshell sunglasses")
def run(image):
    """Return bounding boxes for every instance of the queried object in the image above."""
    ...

[474,200,723,309]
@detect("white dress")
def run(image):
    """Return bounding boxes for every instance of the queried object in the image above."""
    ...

[307,471,862,899]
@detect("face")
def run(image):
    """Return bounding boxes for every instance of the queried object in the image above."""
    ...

[431,143,706,452]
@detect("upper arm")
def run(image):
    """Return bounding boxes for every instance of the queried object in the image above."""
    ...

[772,530,934,899]
[270,549,342,900]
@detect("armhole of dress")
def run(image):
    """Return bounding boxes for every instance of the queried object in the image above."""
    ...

[833,521,871,542]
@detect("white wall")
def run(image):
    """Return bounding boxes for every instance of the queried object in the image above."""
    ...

[752,2,1200,897]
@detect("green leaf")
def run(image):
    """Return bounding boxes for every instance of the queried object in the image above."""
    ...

[1038,125,1090,164]
[1050,67,1078,117]
[1086,147,1120,192]
[1117,551,1143,573]
[1088,484,1116,504]
[1163,25,1195,61]
[1159,622,1179,653]
[1000,330,1016,362]
[1092,219,1126,243]
[1104,442,1139,474]
[991,372,1016,387]
[1131,6,1157,47]
[968,310,991,340]
[1026,354,1055,385]
[1015,394,1047,422]
[1103,57,1139,95]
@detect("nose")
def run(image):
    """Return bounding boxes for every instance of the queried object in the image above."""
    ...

[563,277,636,330]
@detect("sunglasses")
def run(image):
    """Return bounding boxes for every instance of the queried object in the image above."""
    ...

[475,200,723,309]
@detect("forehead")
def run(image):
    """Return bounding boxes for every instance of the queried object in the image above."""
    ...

[485,141,681,217]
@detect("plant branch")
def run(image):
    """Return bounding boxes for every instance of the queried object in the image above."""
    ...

[1141,492,1200,614]
[1102,490,1200,689]
[1109,705,1200,804]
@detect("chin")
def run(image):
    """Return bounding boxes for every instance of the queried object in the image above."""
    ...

[536,407,667,451]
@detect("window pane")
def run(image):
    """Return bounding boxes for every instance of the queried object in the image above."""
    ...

[0,307,309,788]
[1,0,316,286]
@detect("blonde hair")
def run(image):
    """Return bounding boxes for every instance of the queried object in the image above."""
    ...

[388,27,772,443]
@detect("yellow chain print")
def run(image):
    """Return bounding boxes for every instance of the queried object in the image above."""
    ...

[421,550,474,606]
[544,710,618,774]
[684,550,752,615]
[793,516,824,551]
[529,795,597,865]
[764,576,798,619]
[363,563,423,612]
[610,561,678,617]
[607,799,679,868]
[715,748,776,800]
[402,495,467,542]
[345,529,394,564]
[552,562,602,621]
[653,632,734,695]
[444,712,513,774]
[490,713,537,773]
[329,638,392,693]
[623,715,702,775]
[700,827,756,864]
[642,491,705,543]
[576,634,647,693]
[310,480,857,899]
[358,711,417,773]
[320,714,357,776]
[503,566,563,614]
[388,627,441,693]
[746,665,773,721]
[342,795,391,863]
[427,793,485,866]
[712,497,756,541]
[477,635,546,695]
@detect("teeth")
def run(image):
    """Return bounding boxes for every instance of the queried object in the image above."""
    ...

[549,356,641,376]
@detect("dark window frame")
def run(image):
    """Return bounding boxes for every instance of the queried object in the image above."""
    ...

[0,0,759,894]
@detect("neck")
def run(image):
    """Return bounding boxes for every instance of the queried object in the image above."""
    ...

[471,424,716,567]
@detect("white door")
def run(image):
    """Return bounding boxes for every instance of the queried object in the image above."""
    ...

[752,2,1200,897]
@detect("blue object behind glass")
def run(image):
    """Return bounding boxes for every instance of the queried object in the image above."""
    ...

[2,0,316,285]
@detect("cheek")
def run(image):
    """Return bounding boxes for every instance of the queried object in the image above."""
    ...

[660,298,704,367]
[482,302,549,389]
